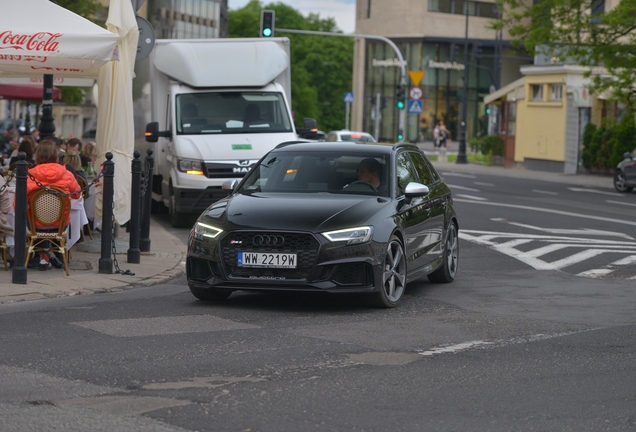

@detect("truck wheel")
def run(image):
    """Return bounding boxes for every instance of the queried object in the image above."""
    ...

[169,192,191,228]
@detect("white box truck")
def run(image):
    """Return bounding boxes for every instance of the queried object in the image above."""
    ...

[144,37,316,227]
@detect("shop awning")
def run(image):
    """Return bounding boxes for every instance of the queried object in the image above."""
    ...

[0,84,61,102]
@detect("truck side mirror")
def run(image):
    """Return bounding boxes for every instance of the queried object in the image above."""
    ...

[296,117,318,140]
[145,122,171,143]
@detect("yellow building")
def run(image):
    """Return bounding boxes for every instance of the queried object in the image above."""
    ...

[484,64,610,174]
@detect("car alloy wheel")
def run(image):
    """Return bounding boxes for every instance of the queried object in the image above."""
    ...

[428,222,459,283]
[371,235,406,308]
[614,171,633,193]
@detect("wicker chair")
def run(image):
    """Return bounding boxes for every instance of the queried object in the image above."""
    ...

[25,187,71,275]
[75,174,93,240]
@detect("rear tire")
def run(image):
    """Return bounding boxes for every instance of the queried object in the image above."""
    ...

[614,171,633,193]
[428,222,459,283]
[189,286,233,301]
[369,235,406,308]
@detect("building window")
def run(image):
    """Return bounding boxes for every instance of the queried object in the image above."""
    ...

[592,0,604,23]
[367,0,372,18]
[429,0,452,13]
[532,84,543,101]
[550,84,562,101]
[507,102,516,136]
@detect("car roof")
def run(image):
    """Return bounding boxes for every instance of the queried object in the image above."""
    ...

[274,141,420,154]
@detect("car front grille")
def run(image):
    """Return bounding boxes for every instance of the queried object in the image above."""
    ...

[188,257,214,281]
[220,231,320,280]
[204,162,250,179]
[332,262,373,286]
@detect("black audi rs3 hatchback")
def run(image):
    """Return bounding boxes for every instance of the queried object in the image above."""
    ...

[186,142,459,307]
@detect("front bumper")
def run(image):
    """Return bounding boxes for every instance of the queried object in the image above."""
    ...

[187,230,386,293]
[174,186,230,214]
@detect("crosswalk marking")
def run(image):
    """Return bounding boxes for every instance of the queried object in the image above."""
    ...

[461,229,636,278]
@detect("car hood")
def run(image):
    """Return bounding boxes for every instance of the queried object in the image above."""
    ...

[200,193,392,232]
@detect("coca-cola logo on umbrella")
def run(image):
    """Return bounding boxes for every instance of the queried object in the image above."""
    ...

[0,31,62,52]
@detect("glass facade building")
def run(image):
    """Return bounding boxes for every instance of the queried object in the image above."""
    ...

[148,0,228,39]
[363,39,497,143]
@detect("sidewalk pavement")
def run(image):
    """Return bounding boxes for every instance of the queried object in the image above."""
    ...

[0,144,615,305]
[418,140,614,190]
[0,218,187,305]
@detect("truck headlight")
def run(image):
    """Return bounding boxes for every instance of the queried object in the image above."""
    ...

[194,222,223,239]
[322,226,373,245]
[178,159,205,175]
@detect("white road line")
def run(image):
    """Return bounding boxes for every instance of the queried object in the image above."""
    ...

[577,255,636,277]
[461,230,636,245]
[453,198,636,227]
[418,340,493,356]
[568,187,624,197]
[506,222,634,240]
[550,249,619,269]
[474,182,494,186]
[606,200,636,208]
[532,189,558,195]
[440,172,476,178]
[448,184,481,192]
[456,194,488,201]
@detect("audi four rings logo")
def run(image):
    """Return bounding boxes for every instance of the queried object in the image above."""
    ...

[252,235,285,246]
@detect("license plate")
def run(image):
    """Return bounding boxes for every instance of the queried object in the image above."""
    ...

[238,252,297,268]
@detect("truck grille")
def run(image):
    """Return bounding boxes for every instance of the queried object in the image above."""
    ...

[204,162,251,179]
[220,231,320,280]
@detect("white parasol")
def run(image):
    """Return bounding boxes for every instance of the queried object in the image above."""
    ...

[95,0,139,226]
[0,0,118,78]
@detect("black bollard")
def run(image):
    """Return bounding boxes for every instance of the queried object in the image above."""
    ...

[99,153,115,274]
[12,152,28,284]
[140,148,154,252]
[127,151,141,264]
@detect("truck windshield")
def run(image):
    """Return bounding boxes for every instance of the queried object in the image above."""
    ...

[176,92,293,135]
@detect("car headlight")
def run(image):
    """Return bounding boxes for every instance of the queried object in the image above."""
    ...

[322,226,373,245]
[194,222,223,239]
[178,159,205,175]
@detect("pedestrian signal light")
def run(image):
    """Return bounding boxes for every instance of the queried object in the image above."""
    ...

[260,10,275,37]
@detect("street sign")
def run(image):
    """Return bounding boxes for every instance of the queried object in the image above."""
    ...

[408,100,423,114]
[409,87,422,100]
[344,92,354,103]
[408,70,425,86]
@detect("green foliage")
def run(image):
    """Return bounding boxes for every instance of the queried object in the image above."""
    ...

[228,0,353,131]
[609,111,636,167]
[470,134,505,156]
[59,87,88,105]
[584,118,617,170]
[580,122,597,169]
[494,0,636,108]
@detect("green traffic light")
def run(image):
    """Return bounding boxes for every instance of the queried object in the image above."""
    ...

[397,134,403,140]
[263,28,272,37]
[396,100,405,109]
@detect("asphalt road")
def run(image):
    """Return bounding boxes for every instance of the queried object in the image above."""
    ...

[0,172,634,431]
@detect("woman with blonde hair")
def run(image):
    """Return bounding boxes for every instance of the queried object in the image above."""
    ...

[63,150,87,182]
[82,141,98,165]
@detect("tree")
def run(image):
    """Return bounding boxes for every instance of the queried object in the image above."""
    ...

[494,0,636,107]
[228,0,353,131]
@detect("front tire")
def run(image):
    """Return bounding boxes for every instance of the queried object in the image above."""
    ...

[169,190,191,228]
[370,235,406,308]
[614,171,633,193]
[428,222,459,283]
[189,285,233,301]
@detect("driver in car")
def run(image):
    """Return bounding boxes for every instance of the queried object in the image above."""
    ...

[344,158,383,191]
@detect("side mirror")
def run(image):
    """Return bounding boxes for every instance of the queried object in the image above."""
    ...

[624,152,632,160]
[145,122,171,143]
[222,179,238,191]
[296,117,318,140]
[404,182,430,198]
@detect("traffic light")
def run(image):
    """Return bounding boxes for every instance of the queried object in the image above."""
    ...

[396,85,405,109]
[486,107,491,115]
[260,10,275,37]
[397,128,404,141]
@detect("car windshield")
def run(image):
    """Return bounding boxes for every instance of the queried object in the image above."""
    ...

[176,92,293,135]
[238,151,391,197]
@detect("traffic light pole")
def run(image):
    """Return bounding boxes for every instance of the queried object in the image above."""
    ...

[275,28,407,139]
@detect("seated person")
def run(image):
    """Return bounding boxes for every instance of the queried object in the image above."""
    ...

[9,138,36,167]
[344,158,384,192]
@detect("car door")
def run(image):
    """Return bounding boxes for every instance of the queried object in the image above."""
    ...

[625,152,636,186]
[395,151,435,274]
[409,152,446,259]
